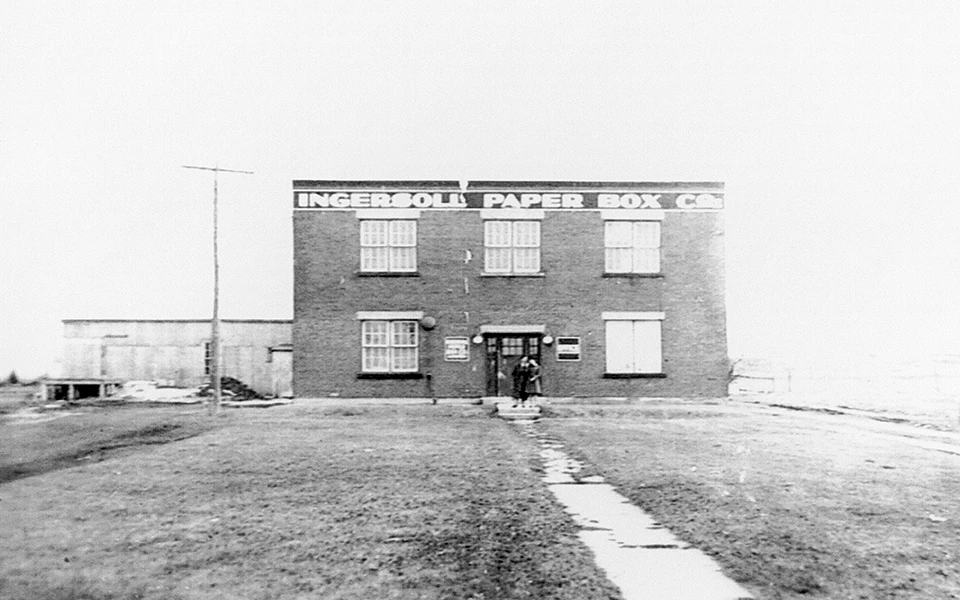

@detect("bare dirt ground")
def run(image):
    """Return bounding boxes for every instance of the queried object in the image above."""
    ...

[543,400,960,600]
[0,402,621,600]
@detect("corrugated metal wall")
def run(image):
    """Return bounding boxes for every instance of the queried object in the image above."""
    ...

[61,320,291,394]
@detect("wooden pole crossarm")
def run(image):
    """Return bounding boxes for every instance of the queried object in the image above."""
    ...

[183,164,253,416]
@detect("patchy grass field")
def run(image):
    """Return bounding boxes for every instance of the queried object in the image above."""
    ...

[6,398,959,600]
[0,384,39,415]
[0,404,215,484]
[0,403,621,600]
[736,391,960,433]
[543,401,960,600]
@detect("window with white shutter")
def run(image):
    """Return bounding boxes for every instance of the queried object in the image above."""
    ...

[604,220,661,274]
[603,312,664,375]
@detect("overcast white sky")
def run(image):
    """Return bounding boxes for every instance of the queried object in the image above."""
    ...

[2,1,959,378]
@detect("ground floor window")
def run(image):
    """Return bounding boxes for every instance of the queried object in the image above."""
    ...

[361,320,419,372]
[604,312,664,375]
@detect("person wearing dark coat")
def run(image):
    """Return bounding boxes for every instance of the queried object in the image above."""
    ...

[512,356,533,407]
[528,358,542,402]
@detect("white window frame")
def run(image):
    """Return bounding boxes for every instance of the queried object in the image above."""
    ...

[483,220,541,274]
[359,219,417,273]
[603,312,664,375]
[602,211,663,274]
[360,320,419,373]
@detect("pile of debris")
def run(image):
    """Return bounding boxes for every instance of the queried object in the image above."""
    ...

[120,380,199,401]
[199,377,263,401]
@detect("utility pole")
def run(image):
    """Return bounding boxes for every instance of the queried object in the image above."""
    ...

[183,164,253,415]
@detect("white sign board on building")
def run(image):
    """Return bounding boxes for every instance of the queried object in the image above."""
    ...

[444,337,470,362]
[556,337,581,361]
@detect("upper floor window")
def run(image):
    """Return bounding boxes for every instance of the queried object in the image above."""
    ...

[604,220,661,274]
[360,220,417,272]
[484,220,541,274]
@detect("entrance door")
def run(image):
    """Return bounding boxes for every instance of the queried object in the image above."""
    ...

[485,335,542,396]
[270,349,293,397]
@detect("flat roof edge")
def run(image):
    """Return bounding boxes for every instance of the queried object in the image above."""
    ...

[62,319,293,324]
[292,180,725,191]
[466,181,725,191]
[293,180,462,189]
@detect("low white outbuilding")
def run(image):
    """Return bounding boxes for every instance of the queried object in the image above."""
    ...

[61,319,292,397]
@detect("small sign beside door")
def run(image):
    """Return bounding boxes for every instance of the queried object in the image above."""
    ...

[556,337,581,361]
[444,337,470,361]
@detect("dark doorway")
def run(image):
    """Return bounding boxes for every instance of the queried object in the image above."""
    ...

[485,335,542,396]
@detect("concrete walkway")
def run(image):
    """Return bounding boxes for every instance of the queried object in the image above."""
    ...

[513,420,754,600]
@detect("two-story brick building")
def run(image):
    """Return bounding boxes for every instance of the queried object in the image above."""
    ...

[292,180,728,399]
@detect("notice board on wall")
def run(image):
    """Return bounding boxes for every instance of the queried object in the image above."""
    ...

[556,337,581,361]
[444,337,470,361]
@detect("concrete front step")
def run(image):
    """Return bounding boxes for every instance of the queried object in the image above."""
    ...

[496,403,542,420]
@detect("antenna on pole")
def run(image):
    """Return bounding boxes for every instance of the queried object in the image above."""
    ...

[183,164,253,415]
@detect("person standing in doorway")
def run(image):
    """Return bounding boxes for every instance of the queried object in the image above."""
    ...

[528,358,542,404]
[512,355,533,407]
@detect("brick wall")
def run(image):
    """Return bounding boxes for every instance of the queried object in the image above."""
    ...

[293,208,727,398]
